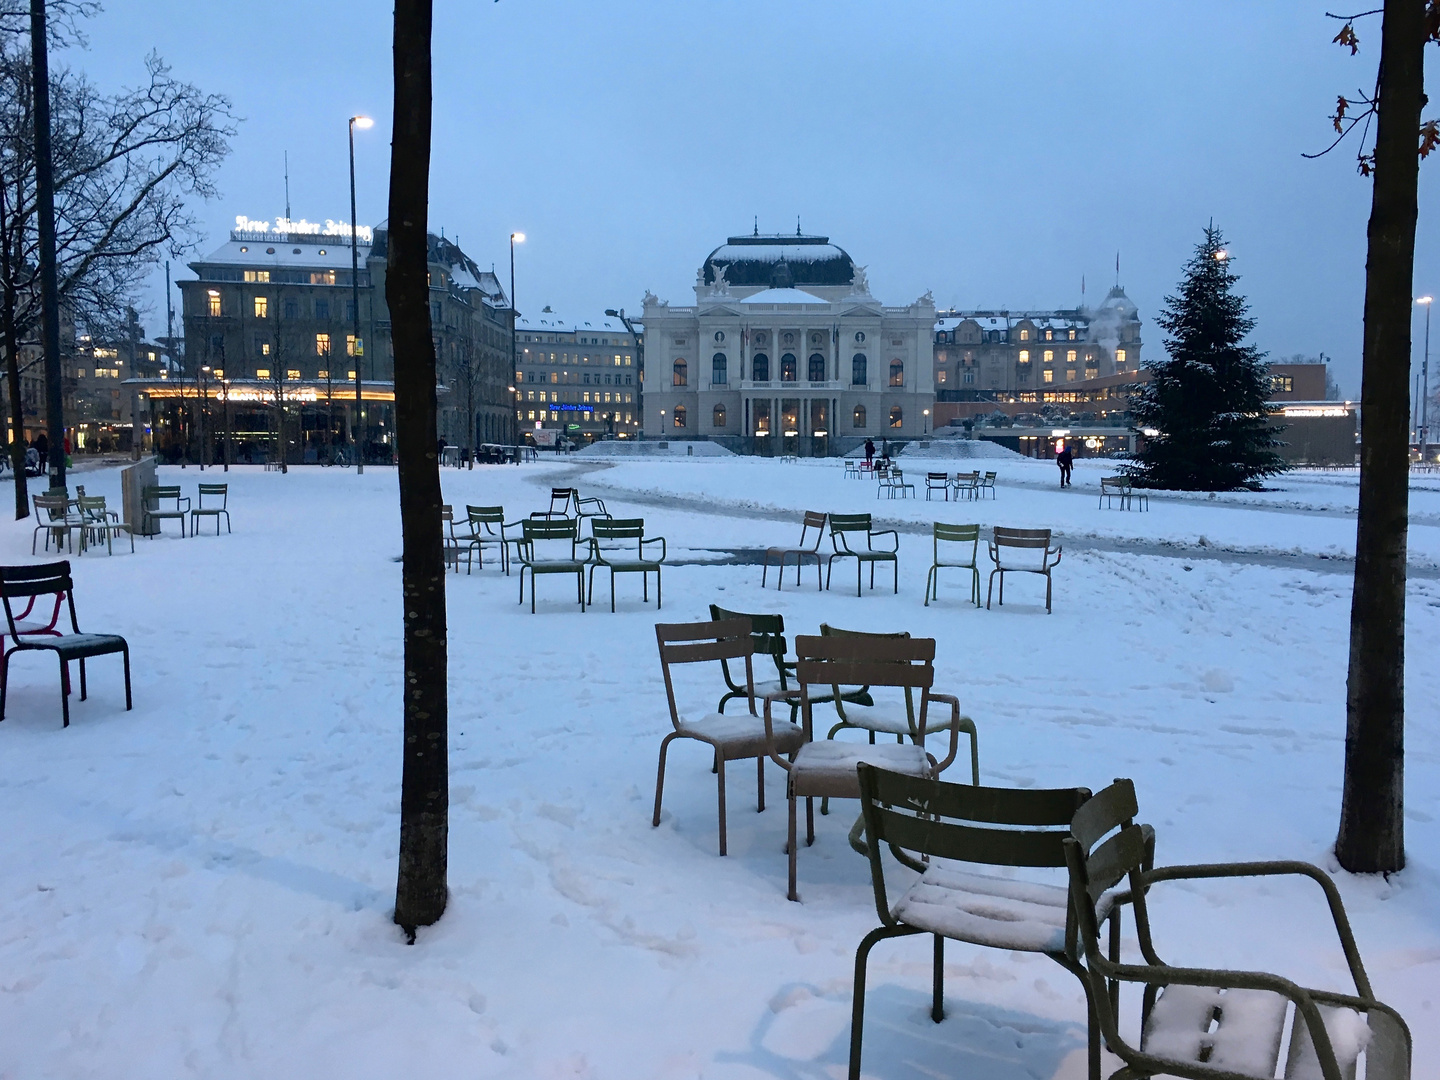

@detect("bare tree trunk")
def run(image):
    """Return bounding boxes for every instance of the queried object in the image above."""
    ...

[1337,0,1424,873]
[390,0,447,935]
[0,179,30,518]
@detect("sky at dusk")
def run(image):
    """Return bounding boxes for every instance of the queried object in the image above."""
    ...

[63,1,1440,397]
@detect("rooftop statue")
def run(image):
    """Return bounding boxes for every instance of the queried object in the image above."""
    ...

[850,264,870,294]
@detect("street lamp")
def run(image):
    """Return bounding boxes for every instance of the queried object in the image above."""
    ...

[349,114,373,474]
[509,232,524,445]
[1419,296,1433,463]
[923,407,930,435]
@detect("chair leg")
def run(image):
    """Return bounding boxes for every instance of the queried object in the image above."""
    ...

[787,788,799,902]
[794,554,802,588]
[849,927,908,1080]
[986,568,997,609]
[761,553,770,588]
[806,796,815,845]
[79,657,87,701]
[756,754,764,813]
[932,934,945,1022]
[1046,572,1052,614]
[652,732,677,827]
[893,559,898,594]
[0,648,9,720]
[59,655,70,728]
[716,756,727,856]
[925,565,934,606]
[123,646,132,711]
[656,568,661,610]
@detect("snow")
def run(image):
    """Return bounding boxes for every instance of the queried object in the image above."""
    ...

[738,288,831,305]
[0,456,1437,1079]
[572,440,734,459]
[896,438,1028,461]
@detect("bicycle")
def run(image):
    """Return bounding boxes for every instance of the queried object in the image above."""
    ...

[320,446,352,468]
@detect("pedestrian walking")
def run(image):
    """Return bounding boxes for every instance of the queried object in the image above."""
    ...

[864,438,875,465]
[34,432,48,472]
[1056,443,1074,487]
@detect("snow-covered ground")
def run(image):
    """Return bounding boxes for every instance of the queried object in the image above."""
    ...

[0,459,1436,1080]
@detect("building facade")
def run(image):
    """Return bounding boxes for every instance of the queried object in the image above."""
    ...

[164,216,513,463]
[515,309,641,441]
[642,231,936,455]
[933,285,1143,402]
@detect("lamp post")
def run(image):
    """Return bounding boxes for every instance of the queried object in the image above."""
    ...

[199,364,210,470]
[222,377,231,471]
[509,232,524,445]
[348,114,373,473]
[923,407,930,435]
[1419,296,1433,464]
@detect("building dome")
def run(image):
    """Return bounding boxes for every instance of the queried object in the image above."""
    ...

[1096,285,1139,321]
[703,232,855,289]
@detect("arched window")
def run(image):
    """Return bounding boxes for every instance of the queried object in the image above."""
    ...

[889,405,903,428]
[711,352,727,385]
[673,405,686,428]
[712,403,727,428]
[889,359,903,386]
[1019,328,1030,342]
[853,404,867,429]
[780,353,797,382]
[672,358,687,386]
[751,353,769,381]
[851,353,867,385]
[808,353,826,381]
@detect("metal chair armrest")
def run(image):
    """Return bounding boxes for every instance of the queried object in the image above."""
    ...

[1048,545,1063,565]
[640,535,666,561]
[869,529,899,552]
[831,531,854,554]
[926,692,978,783]
[1139,860,1372,997]
[762,690,803,772]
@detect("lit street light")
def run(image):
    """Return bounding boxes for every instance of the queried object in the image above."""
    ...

[349,114,373,473]
[510,232,524,445]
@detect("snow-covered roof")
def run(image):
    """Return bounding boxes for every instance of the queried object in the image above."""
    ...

[191,238,370,272]
[516,312,634,336]
[738,288,830,305]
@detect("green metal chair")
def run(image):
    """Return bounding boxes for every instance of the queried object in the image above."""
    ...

[827,513,899,596]
[31,493,80,554]
[142,485,190,538]
[987,526,1063,613]
[848,765,1100,1080]
[816,623,978,816]
[1064,779,1413,1080]
[78,496,133,554]
[516,518,589,612]
[762,634,974,902]
[587,517,665,612]
[709,605,796,717]
[190,483,231,535]
[925,522,981,607]
[460,505,517,574]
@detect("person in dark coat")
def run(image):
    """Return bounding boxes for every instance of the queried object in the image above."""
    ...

[864,438,875,465]
[34,432,48,472]
[1056,443,1074,487]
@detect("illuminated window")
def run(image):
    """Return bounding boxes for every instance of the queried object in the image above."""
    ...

[1066,369,1077,381]
[1019,329,1029,341]
[672,358,687,386]
[712,404,726,428]
[1019,350,1030,363]
[253,296,268,318]
[213,369,223,377]
[256,368,271,379]
[207,294,221,317]
[287,369,301,380]
[1116,349,1127,365]
[853,404,866,428]
[347,335,360,356]
[527,390,535,401]
[673,405,686,428]
[316,333,331,355]
[1043,369,1054,384]
[1085,367,1098,379]
[347,370,356,379]
[1067,350,1077,364]
[1068,329,1076,340]
[527,410,535,420]
[243,270,271,283]
[937,369,947,383]
[1044,350,1054,363]
[1045,329,1053,341]
[310,271,336,286]
[582,391,591,403]
[889,359,903,386]
[781,353,797,381]
[318,370,329,379]
[550,372,558,384]
[889,405,903,428]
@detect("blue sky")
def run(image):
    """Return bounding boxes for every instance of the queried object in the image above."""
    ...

[69,1,1439,396]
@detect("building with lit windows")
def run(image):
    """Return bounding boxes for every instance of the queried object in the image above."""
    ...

[157,216,513,463]
[641,230,936,455]
[515,309,640,441]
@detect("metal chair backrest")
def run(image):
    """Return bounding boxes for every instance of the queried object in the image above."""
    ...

[466,505,505,535]
[793,634,934,741]
[934,522,980,563]
[710,604,788,668]
[858,764,1091,926]
[819,622,913,723]
[78,495,108,520]
[927,472,947,482]
[545,487,577,517]
[797,511,827,549]
[521,517,579,543]
[198,483,227,506]
[0,560,78,639]
[440,505,454,525]
[33,494,69,522]
[144,484,182,507]
[830,512,872,534]
[591,517,645,541]
[656,618,756,726]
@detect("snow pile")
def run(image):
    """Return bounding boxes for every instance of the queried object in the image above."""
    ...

[572,439,734,459]
[897,438,1027,461]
